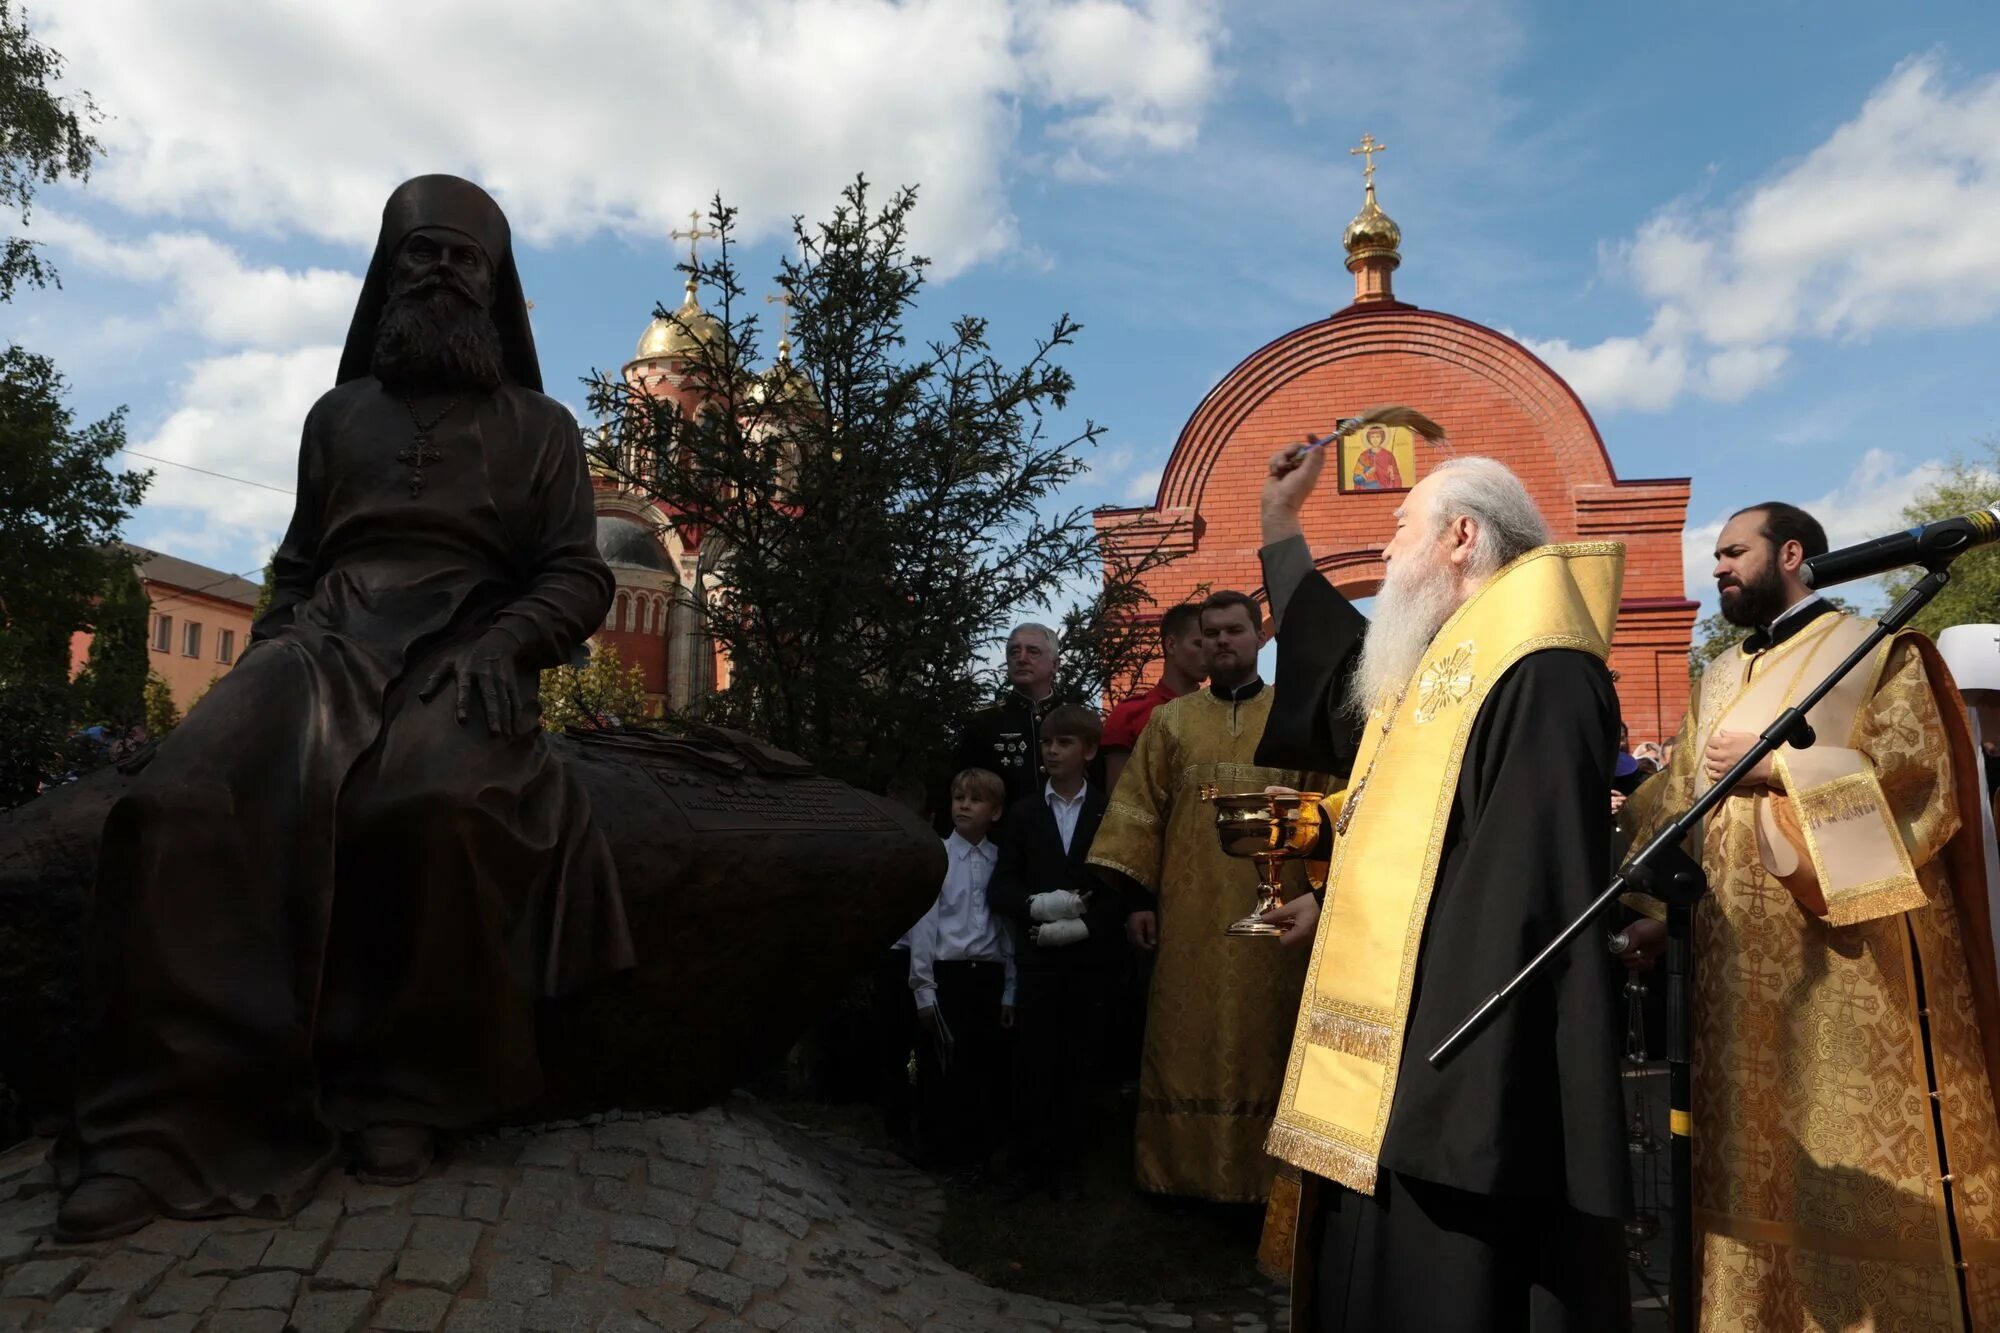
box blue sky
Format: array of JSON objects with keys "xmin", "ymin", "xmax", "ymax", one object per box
[{"xmin": 12, "ymin": 0, "xmax": 2000, "ymax": 618}]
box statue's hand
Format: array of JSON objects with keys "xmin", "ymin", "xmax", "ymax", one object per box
[{"xmin": 419, "ymin": 628, "xmax": 526, "ymax": 736}]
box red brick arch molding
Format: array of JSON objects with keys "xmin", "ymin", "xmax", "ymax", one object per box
[{"xmin": 1096, "ymin": 302, "xmax": 1699, "ymax": 744}]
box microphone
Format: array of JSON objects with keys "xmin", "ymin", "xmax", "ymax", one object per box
[{"xmin": 1802, "ymin": 506, "xmax": 2000, "ymax": 589}]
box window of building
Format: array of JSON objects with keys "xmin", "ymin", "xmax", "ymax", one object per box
[
  {"xmin": 152, "ymin": 614, "xmax": 173, "ymax": 652},
  {"xmin": 217, "ymin": 628, "xmax": 236, "ymax": 665},
  {"xmin": 183, "ymin": 621, "xmax": 203, "ymax": 658}
]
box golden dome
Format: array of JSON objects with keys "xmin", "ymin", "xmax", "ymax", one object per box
[
  {"xmin": 634, "ymin": 277, "xmax": 726, "ymax": 362},
  {"xmin": 752, "ymin": 336, "xmax": 822, "ymax": 409},
  {"xmin": 1342, "ymin": 181, "xmax": 1402, "ymax": 261}
]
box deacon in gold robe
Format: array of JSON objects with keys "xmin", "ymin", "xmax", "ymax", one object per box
[
  {"xmin": 1088, "ymin": 590, "xmax": 1329, "ymax": 1203},
  {"xmin": 1257, "ymin": 449, "xmax": 1631, "ymax": 1331},
  {"xmin": 1620, "ymin": 501, "xmax": 2000, "ymax": 1332}
]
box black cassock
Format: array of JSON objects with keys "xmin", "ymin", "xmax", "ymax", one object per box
[
  {"xmin": 1256, "ymin": 536, "xmax": 1630, "ymax": 1333},
  {"xmin": 70, "ymin": 178, "xmax": 632, "ymax": 1219}
]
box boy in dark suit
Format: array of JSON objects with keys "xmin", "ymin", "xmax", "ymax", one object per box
[{"xmin": 989, "ymin": 704, "xmax": 1116, "ymax": 1198}]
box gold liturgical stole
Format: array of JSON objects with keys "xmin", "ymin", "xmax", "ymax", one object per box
[
  {"xmin": 1266, "ymin": 543, "xmax": 1624, "ymax": 1195},
  {"xmin": 1694, "ymin": 613, "xmax": 1925, "ymax": 926}
]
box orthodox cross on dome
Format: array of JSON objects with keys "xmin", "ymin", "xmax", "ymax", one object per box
[
  {"xmin": 1349, "ymin": 133, "xmax": 1388, "ymax": 186},
  {"xmin": 671, "ymin": 210, "xmax": 720, "ymax": 269},
  {"xmin": 760, "ymin": 290, "xmax": 792, "ymax": 352},
  {"xmin": 764, "ymin": 291, "xmax": 794, "ymax": 345}
]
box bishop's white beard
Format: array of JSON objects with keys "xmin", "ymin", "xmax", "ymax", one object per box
[{"xmin": 1347, "ymin": 547, "xmax": 1463, "ymax": 720}]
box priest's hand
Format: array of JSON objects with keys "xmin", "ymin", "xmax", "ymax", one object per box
[
  {"xmin": 1127, "ymin": 910, "xmax": 1158, "ymax": 952},
  {"xmin": 1614, "ymin": 917, "xmax": 1666, "ymax": 971},
  {"xmin": 421, "ymin": 628, "xmax": 527, "ymax": 736},
  {"xmin": 1261, "ymin": 893, "xmax": 1319, "ymax": 947},
  {"xmin": 1000, "ymin": 1004, "xmax": 1016, "ymax": 1030},
  {"xmin": 1703, "ymin": 729, "xmax": 1775, "ymax": 787},
  {"xmin": 1262, "ymin": 442, "xmax": 1326, "ymax": 543}
]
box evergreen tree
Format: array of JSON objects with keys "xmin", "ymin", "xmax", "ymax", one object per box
[
  {"xmin": 72, "ymin": 554, "xmax": 148, "ymax": 730},
  {"xmin": 587, "ymin": 180, "xmax": 1178, "ymax": 794}
]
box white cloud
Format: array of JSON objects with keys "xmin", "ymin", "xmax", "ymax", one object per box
[
  {"xmin": 28, "ymin": 212, "xmax": 357, "ymax": 349},
  {"xmin": 126, "ymin": 346, "xmax": 339, "ymax": 562},
  {"xmin": 1680, "ymin": 448, "xmax": 1952, "ymax": 605},
  {"xmin": 1534, "ymin": 54, "xmax": 2000, "ymax": 415},
  {"xmin": 1123, "ymin": 466, "xmax": 1163, "ymax": 501},
  {"xmin": 45, "ymin": 0, "xmax": 1223, "ymax": 278},
  {"xmin": 1519, "ymin": 329, "xmax": 1688, "ymax": 414},
  {"xmin": 1021, "ymin": 0, "xmax": 1222, "ymax": 152}
]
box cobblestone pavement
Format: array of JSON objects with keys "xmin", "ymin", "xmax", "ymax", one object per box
[{"xmin": 0, "ymin": 1100, "xmax": 1292, "ymax": 1333}]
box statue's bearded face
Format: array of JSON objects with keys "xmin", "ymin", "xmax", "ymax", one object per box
[{"xmin": 371, "ymin": 226, "xmax": 506, "ymax": 393}]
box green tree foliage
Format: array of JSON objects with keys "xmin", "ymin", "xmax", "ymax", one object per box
[
  {"xmin": 0, "ymin": 6, "xmax": 141, "ymax": 806},
  {"xmin": 71, "ymin": 554, "xmax": 148, "ymax": 730},
  {"xmin": 0, "ymin": 349, "xmax": 145, "ymax": 805},
  {"xmin": 538, "ymin": 640, "xmax": 651, "ymax": 731},
  {"xmin": 142, "ymin": 672, "xmax": 179, "ymax": 737},
  {"xmin": 0, "ymin": 0, "xmax": 99, "ymax": 300},
  {"xmin": 254, "ymin": 559, "xmax": 276, "ymax": 620},
  {"xmin": 587, "ymin": 180, "xmax": 1177, "ymax": 794},
  {"xmin": 1882, "ymin": 437, "xmax": 2000, "ymax": 637}
]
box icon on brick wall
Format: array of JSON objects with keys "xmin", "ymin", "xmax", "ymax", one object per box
[{"xmin": 1338, "ymin": 421, "xmax": 1416, "ymax": 494}]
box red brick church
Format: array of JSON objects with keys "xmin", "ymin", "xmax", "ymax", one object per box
[
  {"xmin": 1095, "ymin": 145, "xmax": 1697, "ymax": 743},
  {"xmin": 585, "ymin": 234, "xmax": 818, "ymax": 717}
]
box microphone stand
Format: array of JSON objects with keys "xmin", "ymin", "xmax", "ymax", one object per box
[{"xmin": 1427, "ymin": 564, "xmax": 1955, "ymax": 1333}]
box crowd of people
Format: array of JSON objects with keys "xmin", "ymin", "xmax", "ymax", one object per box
[
  {"xmin": 881, "ymin": 437, "xmax": 2000, "ymax": 1333},
  {"xmin": 884, "ymin": 593, "xmax": 1321, "ymax": 1218}
]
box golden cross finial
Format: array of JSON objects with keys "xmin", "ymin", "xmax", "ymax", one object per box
[
  {"xmin": 764, "ymin": 290, "xmax": 794, "ymax": 342},
  {"xmin": 1350, "ymin": 133, "xmax": 1388, "ymax": 186},
  {"xmin": 671, "ymin": 209, "xmax": 720, "ymax": 268}
]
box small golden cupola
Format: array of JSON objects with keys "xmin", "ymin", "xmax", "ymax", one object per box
[
  {"xmin": 635, "ymin": 210, "xmax": 729, "ymax": 364},
  {"xmin": 635, "ymin": 275, "xmax": 726, "ymax": 362},
  {"xmin": 754, "ymin": 335, "xmax": 820, "ymax": 408},
  {"xmin": 1342, "ymin": 133, "xmax": 1402, "ymax": 306}
]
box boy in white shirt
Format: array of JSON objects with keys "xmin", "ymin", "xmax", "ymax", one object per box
[{"xmin": 909, "ymin": 767, "xmax": 1015, "ymax": 1174}]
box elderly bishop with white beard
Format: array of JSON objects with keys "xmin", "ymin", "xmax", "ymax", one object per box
[{"xmin": 1251, "ymin": 444, "xmax": 1631, "ymax": 1331}]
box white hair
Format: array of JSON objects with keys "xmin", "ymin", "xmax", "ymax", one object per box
[
  {"xmin": 1425, "ymin": 457, "xmax": 1549, "ymax": 578},
  {"xmin": 1345, "ymin": 457, "xmax": 1549, "ymax": 718},
  {"xmin": 1009, "ymin": 622, "xmax": 1061, "ymax": 655}
]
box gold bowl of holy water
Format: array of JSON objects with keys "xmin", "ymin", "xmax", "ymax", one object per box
[{"xmin": 1209, "ymin": 790, "xmax": 1324, "ymax": 938}]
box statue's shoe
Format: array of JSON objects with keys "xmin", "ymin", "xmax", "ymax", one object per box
[
  {"xmin": 355, "ymin": 1124, "xmax": 435, "ymax": 1186},
  {"xmin": 56, "ymin": 1175, "xmax": 160, "ymax": 1242}
]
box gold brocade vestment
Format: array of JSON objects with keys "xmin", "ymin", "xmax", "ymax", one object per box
[
  {"xmin": 1087, "ymin": 687, "xmax": 1329, "ymax": 1202},
  {"xmin": 1625, "ymin": 617, "xmax": 2000, "ymax": 1331}
]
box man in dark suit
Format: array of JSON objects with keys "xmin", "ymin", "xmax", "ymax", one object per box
[{"xmin": 989, "ymin": 704, "xmax": 1116, "ymax": 1198}]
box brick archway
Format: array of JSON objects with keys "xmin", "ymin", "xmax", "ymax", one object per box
[{"xmin": 1098, "ymin": 303, "xmax": 1697, "ymax": 744}]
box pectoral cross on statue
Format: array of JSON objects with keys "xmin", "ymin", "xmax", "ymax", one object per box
[
  {"xmin": 396, "ymin": 395, "xmax": 460, "ymax": 498},
  {"xmin": 396, "ymin": 437, "xmax": 442, "ymax": 498}
]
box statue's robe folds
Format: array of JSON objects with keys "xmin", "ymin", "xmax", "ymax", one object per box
[
  {"xmin": 1086, "ymin": 686, "xmax": 1327, "ymax": 1203},
  {"xmin": 1257, "ymin": 537, "xmax": 1631, "ymax": 1333},
  {"xmin": 71, "ymin": 379, "xmax": 632, "ymax": 1219},
  {"xmin": 1624, "ymin": 605, "xmax": 2000, "ymax": 1332}
]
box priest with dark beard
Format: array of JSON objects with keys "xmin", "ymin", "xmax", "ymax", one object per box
[
  {"xmin": 58, "ymin": 175, "xmax": 632, "ymax": 1240},
  {"xmin": 1252, "ymin": 443, "xmax": 1630, "ymax": 1330}
]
